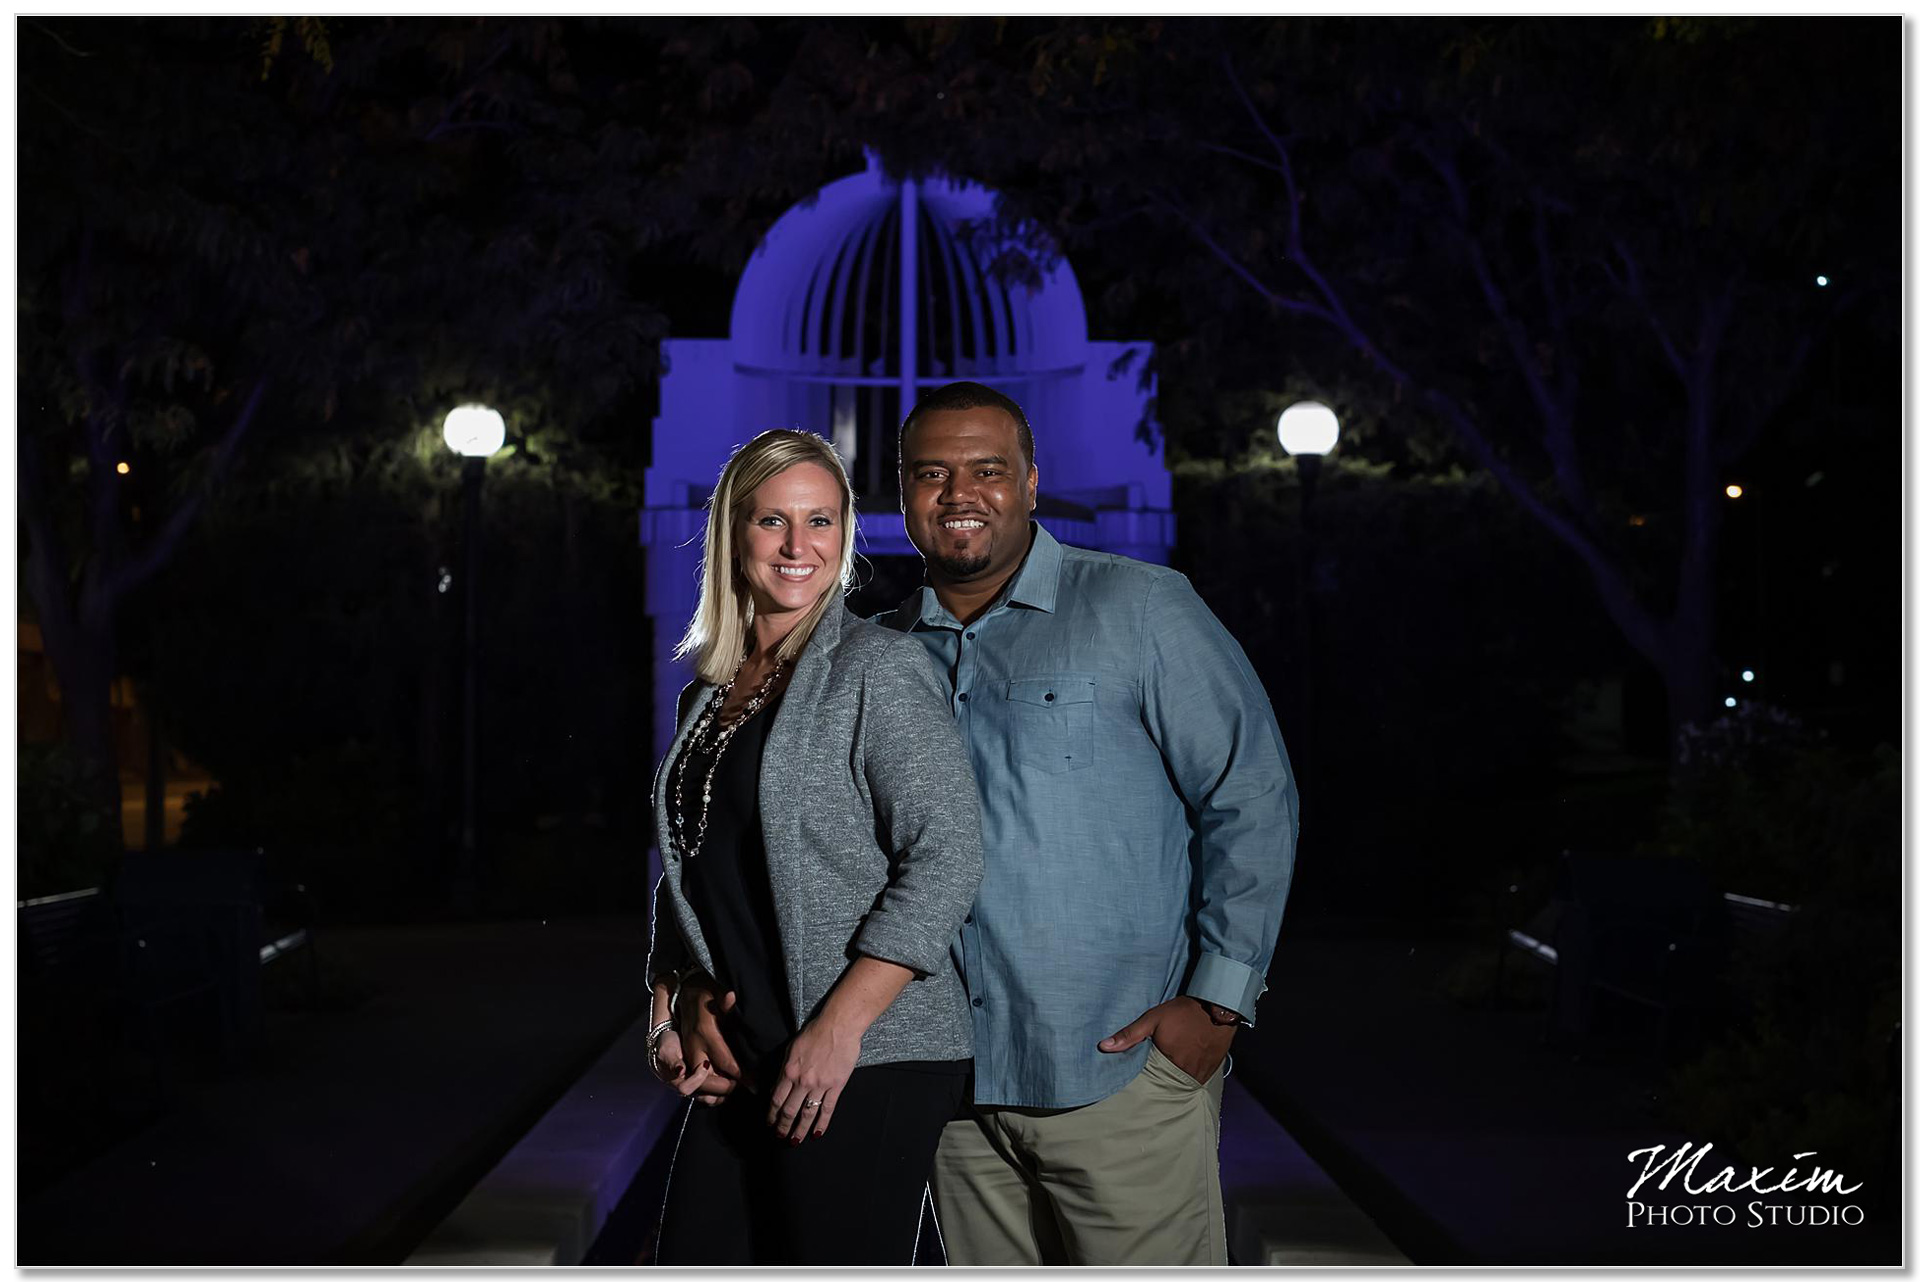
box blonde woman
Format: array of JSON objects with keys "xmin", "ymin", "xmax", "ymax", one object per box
[{"xmin": 645, "ymin": 430, "xmax": 983, "ymax": 1265}]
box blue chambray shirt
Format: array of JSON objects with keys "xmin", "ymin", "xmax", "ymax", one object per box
[{"xmin": 875, "ymin": 522, "xmax": 1298, "ymax": 1109}]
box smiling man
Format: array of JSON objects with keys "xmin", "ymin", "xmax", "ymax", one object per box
[{"xmin": 875, "ymin": 381, "xmax": 1299, "ymax": 1265}]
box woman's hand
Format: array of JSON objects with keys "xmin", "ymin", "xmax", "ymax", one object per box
[
  {"xmin": 649, "ymin": 1026, "xmax": 687, "ymax": 1086},
  {"xmin": 766, "ymin": 1011, "xmax": 864, "ymax": 1145},
  {"xmin": 764, "ymin": 956, "xmax": 915, "ymax": 1143},
  {"xmin": 675, "ymin": 973, "xmax": 744, "ymax": 1106}
]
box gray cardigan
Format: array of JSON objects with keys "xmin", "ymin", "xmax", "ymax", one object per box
[{"xmin": 647, "ymin": 599, "xmax": 983, "ymax": 1067}]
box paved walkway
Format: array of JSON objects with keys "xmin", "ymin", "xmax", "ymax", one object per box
[
  {"xmin": 1219, "ymin": 1075, "xmax": 1409, "ymax": 1264},
  {"xmin": 22, "ymin": 909, "xmax": 1408, "ymax": 1269},
  {"xmin": 1232, "ymin": 933, "xmax": 1898, "ymax": 1267},
  {"xmin": 19, "ymin": 916, "xmax": 651, "ymax": 1265},
  {"xmin": 403, "ymin": 1017, "xmax": 1411, "ymax": 1268},
  {"xmin": 21, "ymin": 917, "xmax": 1893, "ymax": 1268}
]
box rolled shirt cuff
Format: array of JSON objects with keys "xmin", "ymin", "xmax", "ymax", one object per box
[
  {"xmin": 1183, "ymin": 953, "xmax": 1267, "ymax": 1027},
  {"xmin": 851, "ymin": 915, "xmax": 941, "ymax": 978}
]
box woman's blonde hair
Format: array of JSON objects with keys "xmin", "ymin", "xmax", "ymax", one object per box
[{"xmin": 673, "ymin": 430, "xmax": 859, "ymax": 684}]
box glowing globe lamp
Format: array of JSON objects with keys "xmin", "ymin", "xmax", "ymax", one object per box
[
  {"xmin": 443, "ymin": 404, "xmax": 506, "ymax": 458},
  {"xmin": 1277, "ymin": 401, "xmax": 1340, "ymax": 457}
]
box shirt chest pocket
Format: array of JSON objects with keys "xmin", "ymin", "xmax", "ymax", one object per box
[{"xmin": 1006, "ymin": 674, "xmax": 1098, "ymax": 775}]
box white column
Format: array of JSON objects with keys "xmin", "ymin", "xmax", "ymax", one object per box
[{"xmin": 898, "ymin": 176, "xmax": 919, "ymax": 414}]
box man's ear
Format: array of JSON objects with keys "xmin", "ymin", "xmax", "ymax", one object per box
[{"xmin": 1027, "ymin": 464, "xmax": 1040, "ymax": 512}]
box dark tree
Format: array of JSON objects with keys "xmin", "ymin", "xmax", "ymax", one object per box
[
  {"xmin": 16, "ymin": 16, "xmax": 856, "ymax": 825},
  {"xmin": 811, "ymin": 17, "xmax": 1900, "ymax": 751}
]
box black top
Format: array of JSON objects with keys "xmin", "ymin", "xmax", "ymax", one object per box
[{"xmin": 672, "ymin": 693, "xmax": 795, "ymax": 1085}]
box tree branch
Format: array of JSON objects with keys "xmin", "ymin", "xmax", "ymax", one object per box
[
  {"xmin": 23, "ymin": 18, "xmax": 96, "ymax": 58},
  {"xmin": 1675, "ymin": 287, "xmax": 1733, "ymax": 629},
  {"xmin": 25, "ymin": 80, "xmax": 111, "ymax": 143},
  {"xmin": 1409, "ymin": 138, "xmax": 1598, "ymax": 523},
  {"xmin": 1715, "ymin": 282, "xmax": 1870, "ymax": 468},
  {"xmin": 1155, "ymin": 195, "xmax": 1332, "ymax": 323},
  {"xmin": 1421, "ymin": 385, "xmax": 1664, "ymax": 661},
  {"xmin": 1220, "ymin": 54, "xmax": 1308, "ymax": 254},
  {"xmin": 1717, "ymin": 332, "xmax": 1811, "ymax": 470},
  {"xmin": 106, "ymin": 374, "xmax": 272, "ymax": 598},
  {"xmin": 17, "ymin": 428, "xmax": 85, "ymax": 683},
  {"xmin": 1607, "ymin": 238, "xmax": 1686, "ymax": 380},
  {"xmin": 1530, "ymin": 194, "xmax": 1591, "ymax": 512},
  {"xmin": 1219, "ymin": 56, "xmax": 1392, "ymax": 371},
  {"xmin": 75, "ymin": 352, "xmax": 128, "ymax": 613},
  {"xmin": 419, "ymin": 26, "xmax": 520, "ymax": 143},
  {"xmin": 422, "ymin": 119, "xmax": 518, "ymax": 143},
  {"xmin": 1532, "ymin": 193, "xmax": 1577, "ymax": 409},
  {"xmin": 1210, "ymin": 51, "xmax": 1668, "ymax": 669},
  {"xmin": 56, "ymin": 228, "xmax": 122, "ymax": 625},
  {"xmin": 1192, "ymin": 138, "xmax": 1289, "ymax": 176},
  {"xmin": 1191, "ymin": 94, "xmax": 1636, "ymax": 628}
]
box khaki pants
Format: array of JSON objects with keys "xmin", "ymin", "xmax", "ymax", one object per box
[{"xmin": 930, "ymin": 1045, "xmax": 1228, "ymax": 1266}]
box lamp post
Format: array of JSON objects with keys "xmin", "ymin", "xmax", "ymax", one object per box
[
  {"xmin": 1278, "ymin": 401, "xmax": 1340, "ymax": 521},
  {"xmin": 1278, "ymin": 401, "xmax": 1340, "ymax": 802},
  {"xmin": 444, "ymin": 404, "xmax": 505, "ymax": 915}
]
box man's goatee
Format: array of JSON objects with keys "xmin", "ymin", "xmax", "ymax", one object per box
[{"xmin": 929, "ymin": 551, "xmax": 991, "ymax": 579}]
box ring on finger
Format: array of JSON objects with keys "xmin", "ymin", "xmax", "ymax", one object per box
[{"xmin": 803, "ymin": 1098, "xmax": 821, "ymax": 1109}]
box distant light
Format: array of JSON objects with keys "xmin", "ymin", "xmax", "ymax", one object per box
[
  {"xmin": 1741, "ymin": 669, "xmax": 1755, "ymax": 683},
  {"xmin": 443, "ymin": 404, "xmax": 505, "ymax": 458},
  {"xmin": 1804, "ymin": 471, "xmax": 1825, "ymax": 488},
  {"xmin": 1724, "ymin": 697, "xmax": 1738, "ymax": 708},
  {"xmin": 1815, "ymin": 275, "xmax": 1829, "ymax": 287},
  {"xmin": 1724, "ymin": 484, "xmax": 1744, "ymax": 499},
  {"xmin": 1627, "ymin": 514, "xmax": 1647, "ymax": 527},
  {"xmin": 115, "ymin": 461, "xmax": 130, "ymax": 475},
  {"xmin": 437, "ymin": 567, "xmax": 453, "ymax": 595},
  {"xmin": 1277, "ymin": 401, "xmax": 1340, "ymax": 457}
]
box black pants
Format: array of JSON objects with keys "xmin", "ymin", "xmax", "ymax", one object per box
[{"xmin": 654, "ymin": 1060, "xmax": 968, "ymax": 1265}]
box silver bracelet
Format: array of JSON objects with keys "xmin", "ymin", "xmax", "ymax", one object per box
[{"xmin": 647, "ymin": 1017, "xmax": 678, "ymax": 1073}]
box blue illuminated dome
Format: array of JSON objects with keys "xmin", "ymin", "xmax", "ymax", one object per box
[
  {"xmin": 642, "ymin": 155, "xmax": 1166, "ymax": 773},
  {"xmin": 730, "ymin": 157, "xmax": 1088, "ymax": 382}
]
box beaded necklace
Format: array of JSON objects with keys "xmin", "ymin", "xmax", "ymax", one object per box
[{"xmin": 669, "ymin": 655, "xmax": 791, "ymax": 858}]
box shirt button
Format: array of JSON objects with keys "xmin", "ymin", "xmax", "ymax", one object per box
[
  {"xmin": 971, "ymin": 997, "xmax": 985, "ymax": 1008},
  {"xmin": 965, "ymin": 631, "xmax": 976, "ymax": 640},
  {"xmin": 1044, "ymin": 692, "xmax": 1055, "ymax": 702},
  {"xmin": 958, "ymin": 692, "xmax": 969, "ymax": 703},
  {"xmin": 963, "ymin": 914, "xmax": 973, "ymax": 925}
]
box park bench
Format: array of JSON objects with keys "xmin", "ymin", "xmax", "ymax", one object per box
[
  {"xmin": 1496, "ymin": 852, "xmax": 1791, "ymax": 1059},
  {"xmin": 19, "ymin": 887, "xmax": 116, "ymax": 984},
  {"xmin": 20, "ymin": 853, "xmax": 321, "ymax": 1085}
]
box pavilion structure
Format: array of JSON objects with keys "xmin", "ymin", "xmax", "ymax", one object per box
[{"xmin": 639, "ymin": 156, "xmax": 1173, "ymax": 771}]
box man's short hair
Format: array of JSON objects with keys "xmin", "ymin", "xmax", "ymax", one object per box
[{"xmin": 898, "ymin": 381, "xmax": 1036, "ymax": 473}]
